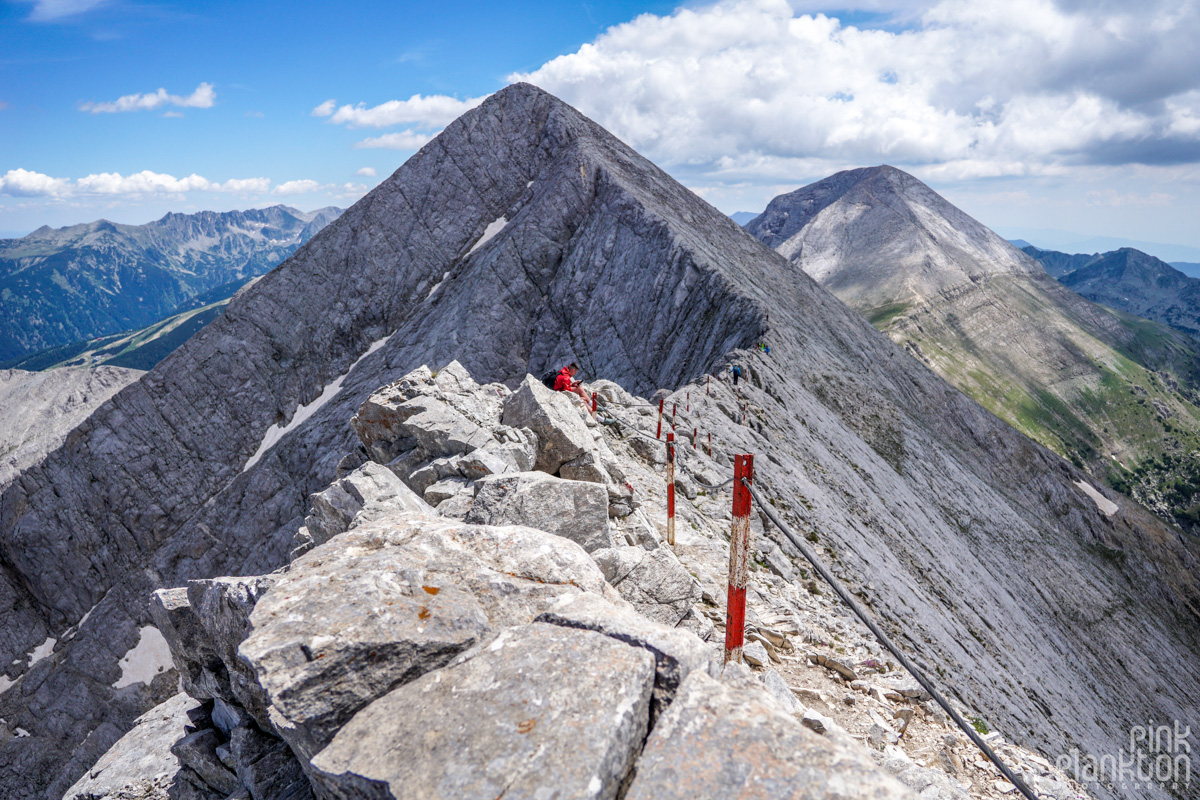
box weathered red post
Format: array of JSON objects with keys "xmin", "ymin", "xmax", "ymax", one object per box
[
  {"xmin": 707, "ymin": 374, "xmax": 710, "ymax": 395},
  {"xmin": 707, "ymin": 432, "xmax": 712, "ymax": 457},
  {"xmin": 657, "ymin": 397, "xmax": 663, "ymax": 439},
  {"xmin": 687, "ymin": 391, "xmax": 690, "ymax": 412},
  {"xmin": 666, "ymin": 433, "xmax": 676, "ymax": 549},
  {"xmin": 591, "ymin": 392, "xmax": 597, "ymax": 413},
  {"xmin": 724, "ymin": 454, "xmax": 753, "ymax": 664},
  {"xmin": 693, "ymin": 427, "xmax": 697, "ymax": 449},
  {"xmin": 672, "ymin": 403, "xmax": 677, "ymax": 431}
]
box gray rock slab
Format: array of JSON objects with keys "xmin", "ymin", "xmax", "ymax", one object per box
[
  {"xmin": 239, "ymin": 515, "xmax": 607, "ymax": 763},
  {"xmin": 149, "ymin": 588, "xmax": 224, "ymax": 702},
  {"xmin": 229, "ymin": 724, "xmax": 313, "ymax": 800},
  {"xmin": 465, "ymin": 470, "xmax": 612, "ymax": 553},
  {"xmin": 501, "ymin": 376, "xmax": 594, "ymax": 473},
  {"xmin": 591, "ymin": 546, "xmax": 701, "ymax": 627},
  {"xmin": 625, "ymin": 668, "xmax": 914, "ymax": 800},
  {"xmin": 63, "ymin": 692, "xmax": 198, "ymax": 800},
  {"xmin": 187, "ymin": 575, "xmax": 279, "ymax": 732},
  {"xmin": 535, "ymin": 591, "xmax": 716, "ymax": 718},
  {"xmin": 310, "ymin": 622, "xmax": 656, "ymax": 800},
  {"xmin": 302, "ymin": 462, "xmax": 432, "ymax": 550},
  {"xmin": 169, "ymin": 729, "xmax": 240, "ymax": 796}
]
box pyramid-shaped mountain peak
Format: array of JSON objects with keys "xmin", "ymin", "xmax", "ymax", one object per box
[{"xmin": 746, "ymin": 164, "xmax": 1042, "ymax": 306}]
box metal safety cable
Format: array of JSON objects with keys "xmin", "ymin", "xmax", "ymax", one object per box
[{"xmin": 743, "ymin": 478, "xmax": 1039, "ymax": 800}]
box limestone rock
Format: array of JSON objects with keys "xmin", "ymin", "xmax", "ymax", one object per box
[
  {"xmin": 169, "ymin": 729, "xmax": 240, "ymax": 796},
  {"xmin": 500, "ymin": 376, "xmax": 594, "ymax": 473},
  {"xmin": 301, "ymin": 461, "xmax": 432, "ymax": 553},
  {"xmin": 149, "ymin": 588, "xmax": 224, "ymax": 702},
  {"xmin": 742, "ymin": 640, "xmax": 770, "ymax": 668},
  {"xmin": 187, "ymin": 575, "xmax": 279, "ymax": 731},
  {"xmin": 760, "ymin": 669, "xmax": 806, "ymax": 715},
  {"xmin": 310, "ymin": 623, "xmax": 655, "ymax": 800},
  {"xmin": 63, "ymin": 693, "xmax": 199, "ymax": 800},
  {"xmin": 228, "ymin": 724, "xmax": 313, "ymax": 800},
  {"xmin": 465, "ymin": 471, "xmax": 612, "ymax": 553},
  {"xmin": 238, "ymin": 515, "xmax": 606, "ymax": 763},
  {"xmin": 535, "ymin": 591, "xmax": 716, "ymax": 718},
  {"xmin": 591, "ymin": 546, "xmax": 701, "ymax": 627},
  {"xmin": 624, "ymin": 668, "xmax": 912, "ymax": 799}
]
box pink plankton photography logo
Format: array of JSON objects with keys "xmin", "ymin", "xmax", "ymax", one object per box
[{"xmin": 1057, "ymin": 723, "xmax": 1190, "ymax": 792}]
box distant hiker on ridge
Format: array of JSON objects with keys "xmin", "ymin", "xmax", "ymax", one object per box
[
  {"xmin": 552, "ymin": 362, "xmax": 596, "ymax": 417},
  {"xmin": 731, "ymin": 364, "xmax": 742, "ymax": 386}
]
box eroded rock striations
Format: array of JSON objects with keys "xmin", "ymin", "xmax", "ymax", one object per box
[
  {"xmin": 0, "ymin": 366, "xmax": 142, "ymax": 491},
  {"xmin": 0, "ymin": 87, "xmax": 1196, "ymax": 800}
]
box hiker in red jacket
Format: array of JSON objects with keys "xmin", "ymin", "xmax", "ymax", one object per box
[{"xmin": 553, "ymin": 362, "xmax": 595, "ymax": 416}]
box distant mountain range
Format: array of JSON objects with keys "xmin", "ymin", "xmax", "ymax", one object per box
[
  {"xmin": 0, "ymin": 205, "xmax": 342, "ymax": 363},
  {"xmin": 729, "ymin": 211, "xmax": 758, "ymax": 225},
  {"xmin": 1023, "ymin": 245, "xmax": 1200, "ymax": 341},
  {"xmin": 747, "ymin": 165, "xmax": 1200, "ymax": 534}
]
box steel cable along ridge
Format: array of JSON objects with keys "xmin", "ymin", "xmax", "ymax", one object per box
[
  {"xmin": 594, "ymin": 381, "xmax": 1037, "ymax": 800},
  {"xmin": 742, "ymin": 478, "xmax": 1039, "ymax": 800}
]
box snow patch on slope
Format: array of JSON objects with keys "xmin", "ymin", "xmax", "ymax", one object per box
[
  {"xmin": 243, "ymin": 333, "xmax": 393, "ymax": 471},
  {"xmin": 466, "ymin": 216, "xmax": 507, "ymax": 257},
  {"xmin": 1074, "ymin": 480, "xmax": 1119, "ymax": 517},
  {"xmin": 112, "ymin": 626, "xmax": 173, "ymax": 689}
]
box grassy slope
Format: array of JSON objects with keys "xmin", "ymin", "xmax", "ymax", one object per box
[{"xmin": 877, "ymin": 280, "xmax": 1200, "ymax": 534}]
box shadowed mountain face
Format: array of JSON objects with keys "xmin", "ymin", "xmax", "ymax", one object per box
[
  {"xmin": 0, "ymin": 205, "xmax": 342, "ymax": 363},
  {"xmin": 0, "ymin": 87, "xmax": 1197, "ymax": 800},
  {"xmin": 1024, "ymin": 245, "xmax": 1200, "ymax": 341},
  {"xmin": 749, "ymin": 167, "xmax": 1200, "ymax": 525}
]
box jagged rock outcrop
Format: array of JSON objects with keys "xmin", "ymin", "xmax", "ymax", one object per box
[
  {"xmin": 1, "ymin": 88, "xmax": 1196, "ymax": 800},
  {"xmin": 0, "ymin": 366, "xmax": 142, "ymax": 490}
]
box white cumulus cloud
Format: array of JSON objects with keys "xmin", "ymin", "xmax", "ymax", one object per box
[
  {"xmin": 80, "ymin": 82, "xmax": 216, "ymax": 114},
  {"xmin": 272, "ymin": 179, "xmax": 324, "ymax": 196},
  {"xmin": 353, "ymin": 131, "xmax": 432, "ymax": 151},
  {"xmin": 0, "ymin": 169, "xmax": 72, "ymax": 197},
  {"xmin": 320, "ymin": 94, "xmax": 486, "ymax": 129},
  {"xmin": 473, "ymin": 0, "xmax": 1200, "ymax": 190},
  {"xmin": 0, "ymin": 169, "xmax": 270, "ymax": 198},
  {"xmin": 355, "ymin": 167, "xmax": 377, "ymax": 177}
]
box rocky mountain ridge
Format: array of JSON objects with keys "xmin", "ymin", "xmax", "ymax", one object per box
[
  {"xmin": 0, "ymin": 85, "xmax": 1195, "ymax": 800},
  {"xmin": 65, "ymin": 361, "xmax": 1094, "ymax": 800},
  {"xmin": 747, "ymin": 166, "xmax": 1200, "ymax": 534},
  {"xmin": 0, "ymin": 205, "xmax": 341, "ymax": 363}
]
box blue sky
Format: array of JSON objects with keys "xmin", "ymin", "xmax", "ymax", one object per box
[{"xmin": 3, "ymin": 0, "xmax": 1200, "ymax": 259}]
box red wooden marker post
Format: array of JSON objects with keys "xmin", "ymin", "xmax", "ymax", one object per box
[
  {"xmin": 693, "ymin": 427, "xmax": 697, "ymax": 449},
  {"xmin": 707, "ymin": 432, "xmax": 712, "ymax": 457},
  {"xmin": 666, "ymin": 433, "xmax": 676, "ymax": 549},
  {"xmin": 591, "ymin": 392, "xmax": 597, "ymax": 413},
  {"xmin": 687, "ymin": 391, "xmax": 690, "ymax": 412},
  {"xmin": 672, "ymin": 403, "xmax": 677, "ymax": 430},
  {"xmin": 707, "ymin": 374, "xmax": 710, "ymax": 395},
  {"xmin": 724, "ymin": 454, "xmax": 754, "ymax": 664},
  {"xmin": 657, "ymin": 397, "xmax": 664, "ymax": 439}
]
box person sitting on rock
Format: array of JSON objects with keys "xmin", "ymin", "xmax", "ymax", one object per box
[{"xmin": 554, "ymin": 362, "xmax": 595, "ymax": 416}]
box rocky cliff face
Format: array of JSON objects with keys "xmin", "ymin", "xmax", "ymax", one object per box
[
  {"xmin": 0, "ymin": 366, "xmax": 142, "ymax": 490},
  {"xmin": 748, "ymin": 167, "xmax": 1200, "ymax": 505},
  {"xmin": 0, "ymin": 86, "xmax": 1196, "ymax": 800},
  {"xmin": 0, "ymin": 205, "xmax": 342, "ymax": 363}
]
